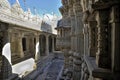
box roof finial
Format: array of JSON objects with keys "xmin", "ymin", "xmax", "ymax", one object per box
[{"xmin": 16, "ymin": 0, "xmax": 20, "ymax": 5}]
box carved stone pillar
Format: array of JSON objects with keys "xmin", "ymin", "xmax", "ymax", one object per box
[
  {"xmin": 67, "ymin": 1, "xmax": 75, "ymax": 74},
  {"xmin": 83, "ymin": 24, "xmax": 89, "ymax": 55},
  {"xmin": 110, "ymin": 5, "xmax": 120, "ymax": 79},
  {"xmin": 63, "ymin": 48, "xmax": 69, "ymax": 69},
  {"xmin": 17, "ymin": 33, "xmax": 24, "ymax": 58},
  {"xmin": 46, "ymin": 35, "xmax": 49, "ymax": 56},
  {"xmin": 96, "ymin": 10, "xmax": 111, "ymax": 69},
  {"xmin": 52, "ymin": 36, "xmax": 55, "ymax": 52},
  {"xmin": 35, "ymin": 34, "xmax": 40, "ymax": 61},
  {"xmin": 69, "ymin": 3, "xmax": 75, "ymax": 52},
  {"xmin": 73, "ymin": 0, "xmax": 84, "ymax": 53},
  {"xmin": 72, "ymin": 1, "xmax": 84, "ymax": 80}
]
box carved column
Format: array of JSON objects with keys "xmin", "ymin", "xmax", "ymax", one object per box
[
  {"xmin": 52, "ymin": 36, "xmax": 55, "ymax": 52},
  {"xmin": 83, "ymin": 24, "xmax": 89, "ymax": 55},
  {"xmin": 73, "ymin": 0, "xmax": 84, "ymax": 53},
  {"xmin": 110, "ymin": 5, "xmax": 120, "ymax": 79},
  {"xmin": 35, "ymin": 34, "xmax": 40, "ymax": 61},
  {"xmin": 73, "ymin": 0, "xmax": 84, "ymax": 80},
  {"xmin": 46, "ymin": 35, "xmax": 49, "ymax": 56},
  {"xmin": 96, "ymin": 10, "xmax": 111, "ymax": 69},
  {"xmin": 17, "ymin": 33, "xmax": 24, "ymax": 58},
  {"xmin": 69, "ymin": 1, "xmax": 75, "ymax": 52},
  {"xmin": 69, "ymin": 4, "xmax": 76, "ymax": 76}
]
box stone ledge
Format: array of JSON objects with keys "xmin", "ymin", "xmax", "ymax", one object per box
[
  {"xmin": 6, "ymin": 74, "xmax": 20, "ymax": 80},
  {"xmin": 84, "ymin": 56, "xmax": 112, "ymax": 79},
  {"xmin": 93, "ymin": 68, "xmax": 112, "ymax": 80}
]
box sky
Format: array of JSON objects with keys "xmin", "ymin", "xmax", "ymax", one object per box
[{"xmin": 8, "ymin": 0, "xmax": 62, "ymax": 17}]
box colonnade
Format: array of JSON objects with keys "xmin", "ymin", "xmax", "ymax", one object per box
[{"xmin": 0, "ymin": 22, "xmax": 56, "ymax": 80}]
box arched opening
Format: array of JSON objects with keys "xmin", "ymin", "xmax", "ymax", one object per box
[
  {"xmin": 22, "ymin": 37, "xmax": 26, "ymax": 52},
  {"xmin": 49, "ymin": 36, "xmax": 53, "ymax": 53},
  {"xmin": 39, "ymin": 35, "xmax": 46, "ymax": 56}
]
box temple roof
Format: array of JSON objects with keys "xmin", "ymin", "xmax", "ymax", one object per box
[
  {"xmin": 0, "ymin": 0, "xmax": 11, "ymax": 9},
  {"xmin": 11, "ymin": 0, "xmax": 24, "ymax": 14},
  {"xmin": 0, "ymin": 0, "xmax": 58, "ymax": 34},
  {"xmin": 56, "ymin": 17, "xmax": 71, "ymax": 29}
]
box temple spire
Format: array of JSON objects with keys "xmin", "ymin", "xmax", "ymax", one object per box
[{"xmin": 16, "ymin": 0, "xmax": 20, "ymax": 5}]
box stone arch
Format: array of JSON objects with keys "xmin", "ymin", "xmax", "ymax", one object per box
[{"xmin": 39, "ymin": 35, "xmax": 46, "ymax": 56}]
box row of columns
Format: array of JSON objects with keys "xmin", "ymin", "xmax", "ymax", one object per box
[
  {"xmin": 0, "ymin": 23, "xmax": 56, "ymax": 79},
  {"xmin": 39, "ymin": 34, "xmax": 55, "ymax": 57}
]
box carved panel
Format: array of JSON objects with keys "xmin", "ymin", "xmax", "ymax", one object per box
[{"xmin": 96, "ymin": 10, "xmax": 111, "ymax": 69}]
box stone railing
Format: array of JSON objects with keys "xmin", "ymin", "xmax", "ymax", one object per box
[{"xmin": 0, "ymin": 9, "xmax": 41, "ymax": 31}]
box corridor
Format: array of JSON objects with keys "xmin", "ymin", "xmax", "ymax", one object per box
[{"xmin": 23, "ymin": 52, "xmax": 64, "ymax": 80}]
